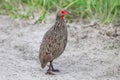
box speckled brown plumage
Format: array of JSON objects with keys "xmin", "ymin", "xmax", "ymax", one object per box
[{"xmin": 39, "ymin": 10, "xmax": 68, "ymax": 75}]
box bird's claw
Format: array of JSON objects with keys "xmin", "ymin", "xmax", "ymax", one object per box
[
  {"xmin": 46, "ymin": 71, "xmax": 55, "ymax": 75},
  {"xmin": 52, "ymin": 69, "xmax": 60, "ymax": 72}
]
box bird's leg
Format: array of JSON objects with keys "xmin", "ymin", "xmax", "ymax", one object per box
[
  {"xmin": 50, "ymin": 61, "xmax": 60, "ymax": 72},
  {"xmin": 46, "ymin": 63, "xmax": 55, "ymax": 75}
]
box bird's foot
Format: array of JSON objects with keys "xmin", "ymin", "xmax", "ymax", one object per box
[
  {"xmin": 46, "ymin": 70, "xmax": 55, "ymax": 75},
  {"xmin": 52, "ymin": 69, "xmax": 60, "ymax": 72}
]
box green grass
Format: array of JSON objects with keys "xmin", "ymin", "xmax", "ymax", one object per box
[{"xmin": 0, "ymin": 0, "xmax": 120, "ymax": 23}]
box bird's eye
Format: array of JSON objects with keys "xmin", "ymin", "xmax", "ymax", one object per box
[{"xmin": 61, "ymin": 11, "xmax": 64, "ymax": 13}]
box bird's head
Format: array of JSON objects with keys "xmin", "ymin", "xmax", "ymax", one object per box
[{"xmin": 58, "ymin": 10, "xmax": 68, "ymax": 20}]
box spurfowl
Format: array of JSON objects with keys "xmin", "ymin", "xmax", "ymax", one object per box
[{"xmin": 39, "ymin": 10, "xmax": 68, "ymax": 75}]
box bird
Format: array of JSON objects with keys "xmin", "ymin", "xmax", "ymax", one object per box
[{"xmin": 39, "ymin": 10, "xmax": 68, "ymax": 75}]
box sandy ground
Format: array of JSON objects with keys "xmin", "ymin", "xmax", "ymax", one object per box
[{"xmin": 0, "ymin": 15, "xmax": 120, "ymax": 80}]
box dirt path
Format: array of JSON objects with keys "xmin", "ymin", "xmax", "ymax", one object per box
[{"xmin": 0, "ymin": 15, "xmax": 120, "ymax": 80}]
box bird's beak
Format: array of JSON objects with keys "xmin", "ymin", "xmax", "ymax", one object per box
[
  {"xmin": 66, "ymin": 11, "xmax": 72, "ymax": 16},
  {"xmin": 64, "ymin": 11, "xmax": 69, "ymax": 16},
  {"xmin": 64, "ymin": 11, "xmax": 69, "ymax": 15}
]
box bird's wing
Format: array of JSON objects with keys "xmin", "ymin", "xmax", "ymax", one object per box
[{"xmin": 39, "ymin": 28, "xmax": 57, "ymax": 61}]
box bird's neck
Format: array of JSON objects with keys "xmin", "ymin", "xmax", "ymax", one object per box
[
  {"xmin": 56, "ymin": 15, "xmax": 65, "ymax": 23},
  {"xmin": 53, "ymin": 16, "xmax": 66, "ymax": 31}
]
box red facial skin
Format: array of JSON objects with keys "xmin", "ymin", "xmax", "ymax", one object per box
[{"xmin": 59, "ymin": 10, "xmax": 68, "ymax": 20}]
